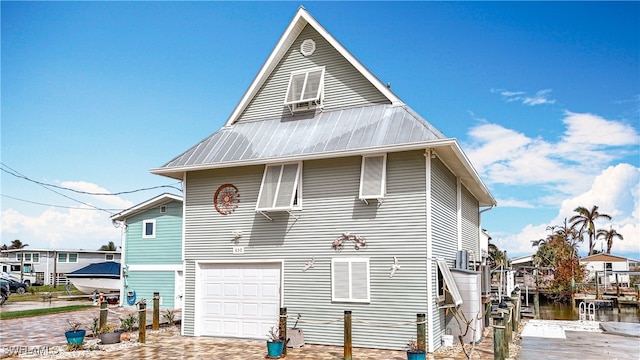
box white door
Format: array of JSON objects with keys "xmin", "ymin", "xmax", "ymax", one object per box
[
  {"xmin": 200, "ymin": 263, "xmax": 280, "ymax": 339},
  {"xmin": 174, "ymin": 270, "xmax": 184, "ymax": 309}
]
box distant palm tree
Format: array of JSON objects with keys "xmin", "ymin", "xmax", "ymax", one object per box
[
  {"xmin": 99, "ymin": 241, "xmax": 117, "ymax": 251},
  {"xmin": 596, "ymin": 227, "xmax": 623, "ymax": 254},
  {"xmin": 488, "ymin": 243, "xmax": 506, "ymax": 268},
  {"xmin": 570, "ymin": 205, "xmax": 611, "ymax": 256},
  {"xmin": 9, "ymin": 239, "xmax": 28, "ymax": 249}
]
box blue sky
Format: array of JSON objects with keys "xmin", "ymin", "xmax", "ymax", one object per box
[{"xmin": 2, "ymin": 2, "xmax": 639, "ymax": 259}]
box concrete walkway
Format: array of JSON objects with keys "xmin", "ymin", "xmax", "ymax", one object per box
[{"xmin": 518, "ymin": 320, "xmax": 640, "ymax": 360}]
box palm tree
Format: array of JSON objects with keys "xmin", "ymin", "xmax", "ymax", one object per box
[
  {"xmin": 98, "ymin": 241, "xmax": 117, "ymax": 251},
  {"xmin": 488, "ymin": 243, "xmax": 506, "ymax": 268},
  {"xmin": 596, "ymin": 226, "xmax": 623, "ymax": 254},
  {"xmin": 8, "ymin": 239, "xmax": 28, "ymax": 249},
  {"xmin": 570, "ymin": 205, "xmax": 611, "ymax": 256}
]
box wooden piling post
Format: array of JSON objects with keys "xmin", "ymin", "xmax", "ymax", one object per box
[
  {"xmin": 99, "ymin": 301, "xmax": 107, "ymax": 329},
  {"xmin": 138, "ymin": 301, "xmax": 147, "ymax": 343},
  {"xmin": 493, "ymin": 316, "xmax": 506, "ymax": 360},
  {"xmin": 280, "ymin": 307, "xmax": 287, "ymax": 356},
  {"xmin": 417, "ymin": 313, "xmax": 426, "ymax": 353},
  {"xmin": 152, "ymin": 292, "xmax": 160, "ymax": 330},
  {"xmin": 344, "ymin": 311, "xmax": 352, "ymax": 360}
]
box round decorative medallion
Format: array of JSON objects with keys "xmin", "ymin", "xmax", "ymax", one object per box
[{"xmin": 213, "ymin": 183, "xmax": 240, "ymax": 215}]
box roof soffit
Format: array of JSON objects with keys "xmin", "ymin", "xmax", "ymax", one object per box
[{"xmin": 224, "ymin": 7, "xmax": 403, "ymax": 126}]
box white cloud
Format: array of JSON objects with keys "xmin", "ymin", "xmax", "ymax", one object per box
[
  {"xmin": 522, "ymin": 89, "xmax": 556, "ymax": 106},
  {"xmin": 561, "ymin": 111, "xmax": 639, "ymax": 147},
  {"xmin": 1, "ymin": 180, "xmax": 132, "ymax": 250},
  {"xmin": 492, "ymin": 88, "xmax": 556, "ymax": 106},
  {"xmin": 495, "ymin": 164, "xmax": 640, "ymax": 259},
  {"xmin": 495, "ymin": 198, "xmax": 535, "ymax": 208},
  {"xmin": 466, "ymin": 112, "xmax": 640, "ymax": 199},
  {"xmin": 60, "ymin": 181, "xmax": 134, "ymax": 209},
  {"xmin": 1, "ymin": 206, "xmax": 121, "ymax": 250}
]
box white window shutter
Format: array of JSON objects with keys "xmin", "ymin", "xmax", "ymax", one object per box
[
  {"xmin": 350, "ymin": 261, "xmax": 369, "ymax": 301},
  {"xmin": 360, "ymin": 155, "xmax": 386, "ymax": 199},
  {"xmin": 333, "ymin": 261, "xmax": 350, "ymax": 300}
]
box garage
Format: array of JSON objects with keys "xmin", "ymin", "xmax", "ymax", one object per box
[{"xmin": 199, "ymin": 262, "xmax": 281, "ymax": 339}]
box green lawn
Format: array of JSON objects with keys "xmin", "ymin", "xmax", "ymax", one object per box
[{"xmin": 0, "ymin": 305, "xmax": 94, "ymax": 320}]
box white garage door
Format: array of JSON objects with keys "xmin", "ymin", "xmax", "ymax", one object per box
[{"xmin": 200, "ymin": 263, "xmax": 281, "ymax": 339}]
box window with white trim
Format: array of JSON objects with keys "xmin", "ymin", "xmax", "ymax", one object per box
[
  {"xmin": 284, "ymin": 67, "xmax": 325, "ymax": 112},
  {"xmin": 359, "ymin": 154, "xmax": 386, "ymax": 200},
  {"xmin": 256, "ymin": 163, "xmax": 302, "ymax": 212},
  {"xmin": 58, "ymin": 253, "xmax": 78, "ymax": 263},
  {"xmin": 142, "ymin": 219, "xmax": 156, "ymax": 239},
  {"xmin": 331, "ymin": 258, "xmax": 370, "ymax": 303}
]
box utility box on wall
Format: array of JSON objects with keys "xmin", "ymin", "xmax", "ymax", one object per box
[
  {"xmin": 287, "ymin": 328, "xmax": 304, "ymax": 348},
  {"xmin": 448, "ymin": 268, "xmax": 483, "ymax": 344}
]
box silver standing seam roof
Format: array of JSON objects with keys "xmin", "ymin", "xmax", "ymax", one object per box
[
  {"xmin": 160, "ymin": 104, "xmax": 444, "ymax": 169},
  {"xmin": 151, "ymin": 104, "xmax": 496, "ymax": 206}
]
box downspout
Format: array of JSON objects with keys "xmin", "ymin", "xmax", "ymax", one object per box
[{"xmin": 424, "ymin": 149, "xmax": 435, "ymax": 352}]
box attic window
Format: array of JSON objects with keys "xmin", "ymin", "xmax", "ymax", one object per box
[
  {"xmin": 160, "ymin": 205, "xmax": 167, "ymax": 213},
  {"xmin": 284, "ymin": 67, "xmax": 325, "ymax": 112},
  {"xmin": 359, "ymin": 154, "xmax": 386, "ymax": 200},
  {"xmin": 256, "ymin": 162, "xmax": 302, "ymax": 212}
]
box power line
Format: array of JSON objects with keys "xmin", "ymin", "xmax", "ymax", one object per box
[
  {"xmin": 0, "ymin": 163, "xmax": 183, "ymax": 195},
  {"xmin": 1, "ymin": 194, "xmax": 125, "ymax": 211}
]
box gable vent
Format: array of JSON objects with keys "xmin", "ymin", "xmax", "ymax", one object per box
[
  {"xmin": 300, "ymin": 39, "xmax": 316, "ymax": 56},
  {"xmin": 160, "ymin": 205, "xmax": 167, "ymax": 213}
]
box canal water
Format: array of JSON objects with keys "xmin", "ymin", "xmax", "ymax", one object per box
[{"xmin": 537, "ymin": 297, "xmax": 640, "ymax": 323}]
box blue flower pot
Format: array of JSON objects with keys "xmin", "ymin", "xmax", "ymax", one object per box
[
  {"xmin": 266, "ymin": 340, "xmax": 284, "ymax": 358},
  {"xmin": 407, "ymin": 350, "xmax": 426, "ymax": 360},
  {"xmin": 64, "ymin": 329, "xmax": 86, "ymax": 345}
]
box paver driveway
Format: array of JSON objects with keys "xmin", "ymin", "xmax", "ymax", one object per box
[{"xmin": 0, "ymin": 303, "xmax": 497, "ymax": 359}]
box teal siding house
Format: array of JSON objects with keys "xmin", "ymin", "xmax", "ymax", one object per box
[{"xmin": 111, "ymin": 193, "xmax": 183, "ymax": 309}]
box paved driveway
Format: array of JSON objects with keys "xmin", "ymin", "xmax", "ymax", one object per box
[{"xmin": 0, "ymin": 302, "xmax": 496, "ymax": 359}]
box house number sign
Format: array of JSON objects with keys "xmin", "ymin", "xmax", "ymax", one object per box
[{"xmin": 213, "ymin": 183, "xmax": 240, "ymax": 215}]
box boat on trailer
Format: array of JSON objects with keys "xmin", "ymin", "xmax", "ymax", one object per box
[{"xmin": 65, "ymin": 261, "xmax": 121, "ymax": 295}]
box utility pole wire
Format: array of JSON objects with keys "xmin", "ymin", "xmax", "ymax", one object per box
[{"xmin": 0, "ymin": 163, "xmax": 183, "ymax": 195}]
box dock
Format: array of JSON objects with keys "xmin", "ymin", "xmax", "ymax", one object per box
[{"xmin": 519, "ymin": 320, "xmax": 640, "ymax": 360}]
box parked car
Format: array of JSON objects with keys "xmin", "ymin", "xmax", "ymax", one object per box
[
  {"xmin": 0, "ymin": 276, "xmax": 28, "ymax": 294},
  {"xmin": 0, "ymin": 279, "xmax": 9, "ymax": 305}
]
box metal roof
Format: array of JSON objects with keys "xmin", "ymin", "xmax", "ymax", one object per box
[{"xmin": 159, "ymin": 104, "xmax": 443, "ymax": 170}]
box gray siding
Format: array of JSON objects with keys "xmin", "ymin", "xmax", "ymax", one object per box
[
  {"xmin": 182, "ymin": 150, "xmax": 428, "ymax": 349},
  {"xmin": 183, "ymin": 260, "xmax": 196, "ymax": 336},
  {"xmin": 237, "ymin": 25, "xmax": 390, "ymax": 123},
  {"xmin": 461, "ymin": 186, "xmax": 479, "ymax": 259},
  {"xmin": 429, "ymin": 157, "xmax": 459, "ymax": 348}
]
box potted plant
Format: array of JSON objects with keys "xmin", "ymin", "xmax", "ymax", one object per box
[
  {"xmin": 406, "ymin": 338, "xmax": 426, "ymax": 360},
  {"xmin": 64, "ymin": 319, "xmax": 86, "ymax": 345},
  {"xmin": 119, "ymin": 313, "xmax": 137, "ymax": 341},
  {"xmin": 98, "ymin": 322, "xmax": 120, "ymax": 345},
  {"xmin": 266, "ymin": 325, "xmax": 284, "ymax": 358}
]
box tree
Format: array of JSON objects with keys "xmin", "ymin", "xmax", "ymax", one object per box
[
  {"xmin": 531, "ymin": 221, "xmax": 587, "ymax": 302},
  {"xmin": 487, "ymin": 242, "xmax": 506, "ymax": 268},
  {"xmin": 596, "ymin": 226, "xmax": 623, "ymax": 254},
  {"xmin": 570, "ymin": 205, "xmax": 611, "ymax": 256},
  {"xmin": 98, "ymin": 241, "xmax": 117, "ymax": 251},
  {"xmin": 8, "ymin": 239, "xmax": 28, "ymax": 249}
]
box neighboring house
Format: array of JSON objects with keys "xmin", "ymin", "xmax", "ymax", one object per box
[
  {"xmin": 111, "ymin": 193, "xmax": 183, "ymax": 310},
  {"xmin": 0, "ymin": 249, "xmax": 121, "ymax": 286},
  {"xmin": 580, "ymin": 253, "xmax": 632, "ymax": 287},
  {"xmin": 150, "ymin": 8, "xmax": 495, "ymax": 352}
]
